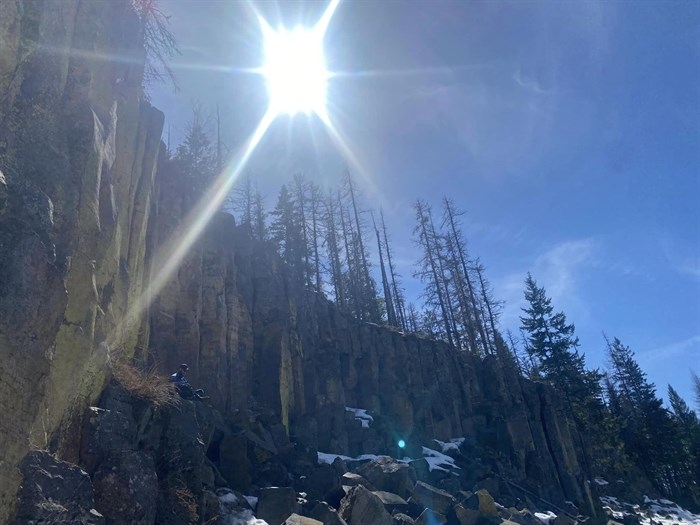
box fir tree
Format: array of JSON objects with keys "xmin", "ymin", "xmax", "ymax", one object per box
[
  {"xmin": 606, "ymin": 337, "xmax": 686, "ymax": 498},
  {"xmin": 174, "ymin": 106, "xmax": 217, "ymax": 194}
]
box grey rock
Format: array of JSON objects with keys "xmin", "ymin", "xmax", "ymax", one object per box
[
  {"xmin": 10, "ymin": 451, "xmax": 104, "ymax": 525},
  {"xmin": 258, "ymin": 487, "xmax": 301, "ymax": 525},
  {"xmin": 339, "ymin": 485, "xmax": 393, "ymax": 525}
]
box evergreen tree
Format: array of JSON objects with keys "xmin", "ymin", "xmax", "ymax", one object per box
[
  {"xmin": 667, "ymin": 385, "xmax": 700, "ymax": 505},
  {"xmin": 606, "ymin": 337, "xmax": 686, "ymax": 498},
  {"xmin": 252, "ymin": 186, "xmax": 267, "ymax": 240},
  {"xmin": 174, "ymin": 106, "xmax": 217, "ymax": 193},
  {"xmin": 270, "ymin": 185, "xmax": 306, "ymax": 283},
  {"xmin": 520, "ymin": 273, "xmax": 593, "ymax": 397},
  {"xmin": 520, "ymin": 274, "xmax": 606, "ymax": 476}
]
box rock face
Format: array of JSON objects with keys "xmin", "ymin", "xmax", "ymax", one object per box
[
  {"xmin": 10, "ymin": 451, "xmax": 104, "ymax": 525},
  {"xmin": 146, "ymin": 158, "xmax": 595, "ymax": 514},
  {"xmin": 0, "ymin": 1, "xmax": 163, "ymax": 519}
]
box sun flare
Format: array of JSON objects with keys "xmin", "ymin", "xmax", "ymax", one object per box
[
  {"xmin": 258, "ymin": 0, "xmax": 338, "ymax": 117},
  {"xmin": 263, "ymin": 27, "xmax": 327, "ymax": 116}
]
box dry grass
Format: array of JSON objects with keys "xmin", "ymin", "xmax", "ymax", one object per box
[
  {"xmin": 111, "ymin": 358, "xmax": 179, "ymax": 407},
  {"xmin": 174, "ymin": 485, "xmax": 199, "ymax": 523}
]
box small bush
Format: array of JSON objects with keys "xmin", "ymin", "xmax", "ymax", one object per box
[{"xmin": 111, "ymin": 358, "xmax": 178, "ymax": 407}]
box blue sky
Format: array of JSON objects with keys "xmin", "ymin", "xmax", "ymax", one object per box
[{"xmin": 152, "ymin": 0, "xmax": 699, "ymax": 405}]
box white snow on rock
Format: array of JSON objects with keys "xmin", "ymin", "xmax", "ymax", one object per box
[
  {"xmin": 601, "ymin": 494, "xmax": 700, "ymax": 525},
  {"xmin": 594, "ymin": 478, "xmax": 609, "ymax": 486},
  {"xmin": 534, "ymin": 511, "xmax": 558, "ymax": 524},
  {"xmin": 642, "ymin": 497, "xmax": 700, "ymax": 525},
  {"xmin": 421, "ymin": 446, "xmax": 461, "ymax": 472},
  {"xmin": 219, "ymin": 492, "xmax": 238, "ymax": 504},
  {"xmin": 345, "ymin": 407, "xmax": 374, "ymax": 428},
  {"xmin": 434, "ymin": 438, "xmax": 465, "ymax": 453},
  {"xmin": 317, "ymin": 452, "xmax": 379, "ymax": 464},
  {"xmin": 218, "ymin": 491, "xmax": 268, "ymax": 525}
]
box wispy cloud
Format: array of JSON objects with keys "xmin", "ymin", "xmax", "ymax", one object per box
[
  {"xmin": 495, "ymin": 238, "xmax": 599, "ymax": 331},
  {"xmin": 658, "ymin": 234, "xmax": 700, "ymax": 283},
  {"xmin": 638, "ymin": 335, "xmax": 700, "ymax": 365}
]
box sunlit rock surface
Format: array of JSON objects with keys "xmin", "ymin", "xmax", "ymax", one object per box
[{"xmin": 0, "ymin": 1, "xmax": 162, "ymax": 519}]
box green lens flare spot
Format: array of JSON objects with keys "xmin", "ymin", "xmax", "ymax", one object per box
[{"xmin": 398, "ymin": 440, "xmax": 406, "ymax": 449}]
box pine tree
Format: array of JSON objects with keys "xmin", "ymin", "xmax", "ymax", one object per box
[
  {"xmin": 324, "ymin": 189, "xmax": 345, "ymax": 308},
  {"xmin": 270, "ymin": 185, "xmax": 305, "ymax": 283},
  {"xmin": 520, "ymin": 273, "xmax": 590, "ymax": 395},
  {"xmin": 252, "ymin": 185, "xmax": 267, "ymax": 240},
  {"xmin": 606, "ymin": 337, "xmax": 686, "ymax": 497},
  {"xmin": 174, "ymin": 105, "xmax": 217, "ymax": 193},
  {"xmin": 667, "ymin": 385, "xmax": 700, "ymax": 505},
  {"xmin": 520, "ymin": 274, "xmax": 606, "ymax": 476}
]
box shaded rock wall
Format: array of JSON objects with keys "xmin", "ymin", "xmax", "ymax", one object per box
[
  {"xmin": 0, "ymin": 1, "xmax": 163, "ymax": 519},
  {"xmin": 148, "ymin": 163, "xmax": 595, "ymax": 513}
]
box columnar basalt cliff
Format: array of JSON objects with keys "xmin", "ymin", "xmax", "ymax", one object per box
[
  {"xmin": 0, "ymin": 1, "xmax": 598, "ymax": 522},
  {"xmin": 0, "ymin": 1, "xmax": 163, "ymax": 520},
  {"xmin": 147, "ymin": 159, "xmax": 596, "ymax": 514}
]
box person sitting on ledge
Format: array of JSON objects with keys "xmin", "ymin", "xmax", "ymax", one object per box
[{"xmin": 170, "ymin": 364, "xmax": 208, "ymax": 400}]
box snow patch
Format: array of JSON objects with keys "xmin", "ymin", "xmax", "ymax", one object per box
[
  {"xmin": 317, "ymin": 452, "xmax": 379, "ymax": 465},
  {"xmin": 601, "ymin": 494, "xmax": 700, "ymax": 525},
  {"xmin": 421, "ymin": 446, "xmax": 461, "ymax": 472},
  {"xmin": 535, "ymin": 511, "xmax": 557, "ymax": 524},
  {"xmin": 434, "ymin": 438, "xmax": 465, "ymax": 453},
  {"xmin": 219, "ymin": 492, "xmax": 238, "ymax": 504},
  {"xmin": 345, "ymin": 407, "xmax": 373, "ymax": 428},
  {"xmin": 218, "ymin": 491, "xmax": 268, "ymax": 525},
  {"xmin": 594, "ymin": 478, "xmax": 609, "ymax": 486}
]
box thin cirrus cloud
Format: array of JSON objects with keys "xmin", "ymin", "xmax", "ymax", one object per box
[
  {"xmin": 495, "ymin": 237, "xmax": 599, "ymax": 331},
  {"xmin": 637, "ymin": 335, "xmax": 700, "ymax": 365}
]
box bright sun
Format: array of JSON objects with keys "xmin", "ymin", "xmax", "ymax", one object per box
[
  {"xmin": 263, "ymin": 27, "xmax": 328, "ymax": 116},
  {"xmin": 258, "ymin": 1, "xmax": 338, "ymax": 117}
]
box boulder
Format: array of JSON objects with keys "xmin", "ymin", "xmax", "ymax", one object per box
[
  {"xmin": 373, "ymin": 490, "xmax": 409, "ymax": 514},
  {"xmin": 284, "ymin": 514, "xmax": 323, "ymax": 525},
  {"xmin": 306, "ymin": 463, "xmax": 345, "ymax": 507},
  {"xmin": 553, "ymin": 515, "xmax": 576, "ymax": 525},
  {"xmin": 451, "ymin": 504, "xmax": 480, "ymax": 525},
  {"xmin": 473, "ymin": 478, "xmax": 500, "ymax": 499},
  {"xmin": 506, "ymin": 508, "xmax": 540, "ymax": 525},
  {"xmin": 339, "ymin": 485, "xmax": 393, "ymax": 525},
  {"xmin": 408, "ymin": 481, "xmax": 457, "ymax": 516},
  {"xmin": 218, "ymin": 431, "xmax": 252, "ymax": 491},
  {"xmin": 415, "ymin": 508, "xmax": 447, "ymax": 525},
  {"xmin": 10, "ymin": 451, "xmax": 105, "ymax": 525},
  {"xmin": 462, "ymin": 489, "xmax": 498, "ymax": 517},
  {"xmin": 356, "ymin": 456, "xmax": 417, "ymax": 499},
  {"xmin": 409, "ymin": 459, "xmax": 431, "ymax": 483},
  {"xmin": 258, "ymin": 487, "xmax": 301, "ymax": 525},
  {"xmin": 342, "ymin": 471, "xmax": 377, "ymax": 491},
  {"xmin": 309, "ymin": 501, "xmax": 348, "ymax": 525},
  {"xmin": 393, "ymin": 513, "xmax": 416, "ymax": 525},
  {"xmin": 92, "ymin": 450, "xmax": 158, "ymax": 524}
]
